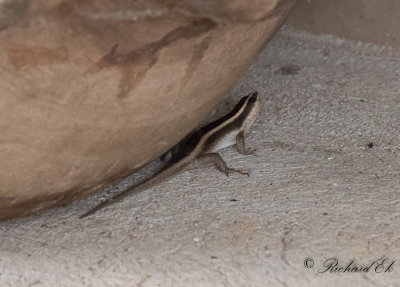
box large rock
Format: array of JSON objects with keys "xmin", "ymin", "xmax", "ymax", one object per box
[{"xmin": 0, "ymin": 0, "xmax": 296, "ymax": 220}]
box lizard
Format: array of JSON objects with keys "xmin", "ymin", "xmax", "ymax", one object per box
[{"xmin": 80, "ymin": 91, "xmax": 260, "ymax": 218}]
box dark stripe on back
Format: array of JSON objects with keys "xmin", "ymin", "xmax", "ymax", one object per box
[{"xmin": 198, "ymin": 95, "xmax": 250, "ymax": 134}]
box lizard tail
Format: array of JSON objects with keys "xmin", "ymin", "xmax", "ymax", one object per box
[
  {"xmin": 79, "ymin": 160, "xmax": 190, "ymax": 219},
  {"xmin": 79, "ymin": 175, "xmax": 162, "ymax": 219}
]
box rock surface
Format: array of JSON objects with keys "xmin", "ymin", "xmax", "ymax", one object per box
[{"xmin": 0, "ymin": 0, "xmax": 295, "ymax": 220}]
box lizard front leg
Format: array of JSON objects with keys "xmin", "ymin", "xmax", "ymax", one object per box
[
  {"xmin": 198, "ymin": 153, "xmax": 249, "ymax": 176},
  {"xmin": 236, "ymin": 131, "xmax": 256, "ymax": 155}
]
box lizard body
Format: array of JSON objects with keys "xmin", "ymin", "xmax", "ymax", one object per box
[{"xmin": 80, "ymin": 92, "xmax": 260, "ymax": 218}]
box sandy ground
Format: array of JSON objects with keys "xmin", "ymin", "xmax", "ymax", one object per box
[{"xmin": 1, "ymin": 27, "xmax": 400, "ymax": 287}]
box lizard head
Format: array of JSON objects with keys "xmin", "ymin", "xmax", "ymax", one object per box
[{"xmin": 241, "ymin": 91, "xmax": 260, "ymax": 133}]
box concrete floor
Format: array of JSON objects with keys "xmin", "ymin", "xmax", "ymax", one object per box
[{"xmin": 1, "ymin": 27, "xmax": 400, "ymax": 287}]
